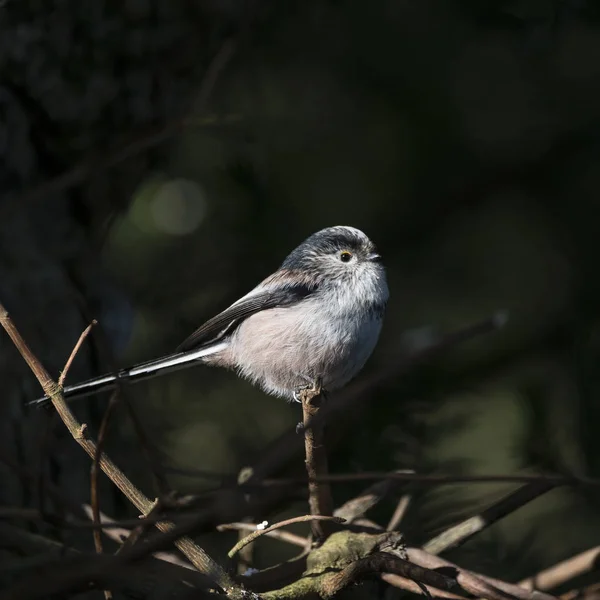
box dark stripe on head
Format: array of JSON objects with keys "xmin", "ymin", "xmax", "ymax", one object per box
[{"xmin": 281, "ymin": 226, "xmax": 376, "ymax": 270}]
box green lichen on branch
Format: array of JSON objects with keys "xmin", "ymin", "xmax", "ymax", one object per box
[{"xmin": 260, "ymin": 531, "xmax": 384, "ymax": 599}]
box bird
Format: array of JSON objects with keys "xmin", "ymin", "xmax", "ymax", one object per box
[{"xmin": 29, "ymin": 226, "xmax": 388, "ymax": 408}]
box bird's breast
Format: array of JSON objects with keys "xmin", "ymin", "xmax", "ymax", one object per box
[{"xmin": 229, "ymin": 297, "xmax": 383, "ymax": 398}]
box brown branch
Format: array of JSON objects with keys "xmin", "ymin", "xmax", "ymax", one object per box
[
  {"xmin": 72, "ymin": 287, "xmax": 172, "ymax": 496},
  {"xmin": 0, "ymin": 505, "xmax": 154, "ymax": 531},
  {"xmin": 407, "ymin": 547, "xmax": 558, "ymax": 600},
  {"xmin": 387, "ymin": 494, "xmax": 412, "ymax": 530},
  {"xmin": 562, "ymin": 582, "xmax": 600, "ymax": 600},
  {"xmin": 35, "ymin": 412, "xmax": 57, "ymax": 520},
  {"xmin": 236, "ymin": 522, "xmax": 254, "ymax": 576},
  {"xmin": 122, "ymin": 399, "xmax": 173, "ymax": 496},
  {"xmin": 423, "ymin": 480, "xmax": 556, "ymax": 555},
  {"xmin": 519, "ymin": 545, "xmax": 600, "ymax": 591},
  {"xmin": 217, "ymin": 521, "xmax": 309, "ymax": 548},
  {"xmin": 321, "ymin": 552, "xmax": 460, "ymax": 599},
  {"xmin": 0, "ymin": 447, "xmax": 98, "ymax": 523},
  {"xmin": 0, "ymin": 303, "xmax": 241, "ymax": 597},
  {"xmin": 0, "ymin": 521, "xmax": 214, "ymax": 599},
  {"xmin": 233, "ymin": 470, "xmax": 255, "ymax": 575},
  {"xmin": 300, "ymin": 382, "xmax": 335, "ymax": 542},
  {"xmin": 0, "ymin": 462, "xmax": 276, "ymax": 598},
  {"xmin": 381, "ymin": 573, "xmax": 465, "ymax": 599},
  {"xmin": 115, "ymin": 496, "xmax": 175, "ymax": 556},
  {"xmin": 0, "ymin": 503, "xmax": 211, "ymax": 536},
  {"xmin": 81, "ymin": 505, "xmax": 195, "ymax": 570},
  {"xmin": 58, "ymin": 320, "xmax": 96, "ymax": 387},
  {"xmin": 258, "ymin": 472, "xmax": 598, "ymax": 488},
  {"xmin": 334, "ymin": 470, "xmax": 412, "ymax": 523},
  {"xmin": 37, "ymin": 320, "xmax": 94, "ymax": 526},
  {"xmin": 228, "ymin": 515, "xmax": 344, "ymax": 559},
  {"xmin": 91, "ymin": 389, "xmax": 118, "ymax": 600}
]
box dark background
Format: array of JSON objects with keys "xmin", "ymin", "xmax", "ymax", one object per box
[{"xmin": 1, "ymin": 0, "xmax": 599, "ymax": 590}]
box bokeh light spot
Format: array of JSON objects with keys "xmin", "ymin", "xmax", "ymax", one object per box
[{"xmin": 150, "ymin": 178, "xmax": 207, "ymax": 235}]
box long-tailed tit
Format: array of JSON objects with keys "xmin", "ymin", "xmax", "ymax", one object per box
[{"xmin": 29, "ymin": 226, "xmax": 388, "ymax": 407}]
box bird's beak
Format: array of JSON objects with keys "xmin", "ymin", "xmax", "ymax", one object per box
[{"xmin": 367, "ymin": 253, "xmax": 382, "ymax": 263}]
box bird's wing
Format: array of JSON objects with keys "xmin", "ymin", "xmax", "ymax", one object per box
[{"xmin": 176, "ymin": 280, "xmax": 317, "ymax": 352}]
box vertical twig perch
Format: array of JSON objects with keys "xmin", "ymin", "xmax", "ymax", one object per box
[{"xmin": 300, "ymin": 382, "xmax": 335, "ymax": 542}]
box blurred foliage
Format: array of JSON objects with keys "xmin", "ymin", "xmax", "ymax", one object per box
[
  {"xmin": 2, "ymin": 0, "xmax": 600, "ymax": 589},
  {"xmin": 105, "ymin": 0, "xmax": 600, "ymax": 580}
]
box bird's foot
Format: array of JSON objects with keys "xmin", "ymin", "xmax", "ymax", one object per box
[{"xmin": 292, "ymin": 376, "xmax": 323, "ymax": 403}]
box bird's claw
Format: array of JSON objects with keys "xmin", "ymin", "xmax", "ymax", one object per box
[{"xmin": 293, "ymin": 376, "xmax": 323, "ymax": 403}]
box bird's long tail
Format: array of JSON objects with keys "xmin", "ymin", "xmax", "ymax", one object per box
[{"xmin": 28, "ymin": 342, "xmax": 229, "ymax": 408}]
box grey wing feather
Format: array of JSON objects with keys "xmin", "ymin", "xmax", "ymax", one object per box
[{"xmin": 176, "ymin": 283, "xmax": 316, "ymax": 352}]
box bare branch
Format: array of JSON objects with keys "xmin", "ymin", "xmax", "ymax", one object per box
[
  {"xmin": 91, "ymin": 390, "xmax": 118, "ymax": 600},
  {"xmin": 75, "ymin": 293, "xmax": 172, "ymax": 496},
  {"xmin": 258, "ymin": 472, "xmax": 597, "ymax": 488},
  {"xmin": 381, "ymin": 573, "xmax": 464, "ymax": 599},
  {"xmin": 562, "ymin": 581, "xmax": 600, "ymax": 600},
  {"xmin": 519, "ymin": 545, "xmax": 600, "ymax": 591},
  {"xmin": 300, "ymin": 383, "xmax": 335, "ymax": 542},
  {"xmin": 228, "ymin": 515, "xmax": 344, "ymax": 559},
  {"xmin": 58, "ymin": 320, "xmax": 96, "ymax": 387},
  {"xmin": 407, "ymin": 547, "xmax": 557, "ymax": 600},
  {"xmin": 387, "ymin": 494, "xmax": 412, "ymax": 530},
  {"xmin": 217, "ymin": 521, "xmax": 309, "ymax": 548},
  {"xmin": 81, "ymin": 505, "xmax": 195, "ymax": 570},
  {"xmin": 321, "ymin": 552, "xmax": 460, "ymax": 599},
  {"xmin": 0, "ymin": 303, "xmax": 241, "ymax": 597},
  {"xmin": 423, "ymin": 480, "xmax": 555, "ymax": 555},
  {"xmin": 335, "ymin": 470, "xmax": 411, "ymax": 523},
  {"xmin": 0, "ymin": 522, "xmax": 214, "ymax": 598}
]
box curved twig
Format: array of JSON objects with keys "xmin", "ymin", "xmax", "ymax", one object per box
[{"xmin": 228, "ymin": 515, "xmax": 344, "ymax": 559}]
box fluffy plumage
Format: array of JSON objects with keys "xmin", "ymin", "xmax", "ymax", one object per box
[{"xmin": 29, "ymin": 226, "xmax": 388, "ymax": 407}]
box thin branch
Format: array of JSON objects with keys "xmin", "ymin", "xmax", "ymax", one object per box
[
  {"xmin": 91, "ymin": 389, "xmax": 118, "ymax": 600},
  {"xmin": 116, "ymin": 497, "xmax": 163, "ymax": 555},
  {"xmin": 228, "ymin": 515, "xmax": 344, "ymax": 559},
  {"xmin": 81, "ymin": 505, "xmax": 195, "ymax": 570},
  {"xmin": 217, "ymin": 522, "xmax": 309, "ymax": 548},
  {"xmin": 321, "ymin": 552, "xmax": 461, "ymax": 599},
  {"xmin": 58, "ymin": 320, "xmax": 96, "ymax": 387},
  {"xmin": 0, "ymin": 447, "xmax": 96, "ymax": 522},
  {"xmin": 72, "ymin": 287, "xmax": 172, "ymax": 496},
  {"xmin": 387, "ymin": 494, "xmax": 412, "ymax": 530},
  {"xmin": 519, "ymin": 545, "xmax": 600, "ymax": 591},
  {"xmin": 406, "ymin": 547, "xmax": 558, "ymax": 600},
  {"xmin": 561, "ymin": 581, "xmax": 600, "ymax": 600},
  {"xmin": 423, "ymin": 480, "xmax": 556, "ymax": 555},
  {"xmin": 121, "ymin": 398, "xmax": 172, "ymax": 497},
  {"xmin": 258, "ymin": 472, "xmax": 598, "ymax": 488},
  {"xmin": 0, "ymin": 303, "xmax": 240, "ymax": 597},
  {"xmin": 0, "ymin": 521, "xmax": 214, "ymax": 598},
  {"xmin": 233, "ymin": 471, "xmax": 254, "ymax": 575},
  {"xmin": 0, "ymin": 458, "xmax": 269, "ymax": 598},
  {"xmin": 35, "ymin": 412, "xmax": 57, "ymax": 520},
  {"xmin": 380, "ymin": 573, "xmax": 464, "ymax": 599},
  {"xmin": 334, "ymin": 470, "xmax": 412, "ymax": 523},
  {"xmin": 300, "ymin": 383, "xmax": 335, "ymax": 542},
  {"xmin": 0, "ymin": 503, "xmax": 204, "ymax": 533}
]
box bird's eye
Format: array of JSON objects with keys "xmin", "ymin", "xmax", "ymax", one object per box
[{"xmin": 339, "ymin": 251, "xmax": 353, "ymax": 263}]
